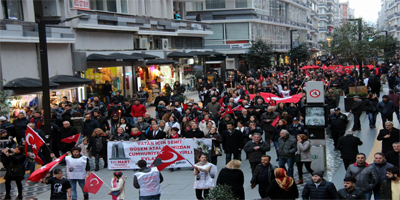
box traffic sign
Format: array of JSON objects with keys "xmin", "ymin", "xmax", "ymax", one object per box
[{"xmin": 309, "ymin": 89, "xmax": 321, "ymax": 98}]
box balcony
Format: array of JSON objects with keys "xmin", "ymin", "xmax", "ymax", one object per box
[
  {"xmin": 326, "ymin": 10, "xmax": 334, "ymax": 16},
  {"xmin": 327, "ymin": 21, "xmax": 334, "ymax": 27},
  {"xmin": 75, "ymin": 10, "xmax": 213, "ymax": 37},
  {"xmin": 318, "ymin": 28, "xmax": 328, "ymax": 32},
  {"xmin": 318, "ymin": 16, "xmax": 329, "ymax": 22},
  {"xmin": 326, "ymin": 0, "xmax": 334, "ymax": 5},
  {"xmin": 318, "ymin": 3, "xmax": 328, "ymax": 10}
]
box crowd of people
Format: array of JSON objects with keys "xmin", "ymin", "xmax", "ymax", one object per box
[{"xmin": 0, "ymin": 62, "xmax": 400, "ymax": 200}]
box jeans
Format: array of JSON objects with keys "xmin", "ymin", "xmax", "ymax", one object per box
[
  {"xmin": 364, "ymin": 190, "xmax": 373, "ymax": 200},
  {"xmin": 111, "ymin": 120, "xmax": 118, "ymax": 133},
  {"xmin": 296, "ymin": 161, "xmax": 314, "ymax": 179},
  {"xmin": 69, "ymin": 179, "xmax": 87, "ymax": 200},
  {"xmin": 77, "ymin": 134, "xmax": 83, "ymax": 145},
  {"xmin": 225, "ymin": 152, "xmax": 241, "ymax": 164},
  {"xmin": 273, "ymin": 141, "xmax": 279, "ymax": 159},
  {"xmin": 26, "ymin": 161, "xmax": 36, "ymax": 174},
  {"xmin": 141, "ymin": 101, "xmax": 147, "ymax": 107},
  {"xmin": 133, "ymin": 117, "xmax": 138, "ymax": 124},
  {"xmin": 367, "ymin": 112, "xmax": 377, "ymax": 127},
  {"xmin": 139, "ymin": 194, "xmax": 161, "ymax": 200},
  {"xmin": 125, "ymin": 117, "xmax": 134, "ymax": 126},
  {"xmin": 395, "ymin": 106, "xmax": 400, "ymax": 122},
  {"xmin": 105, "ymin": 96, "xmax": 111, "ymax": 105},
  {"xmin": 93, "ymin": 151, "xmax": 107, "ymax": 168},
  {"xmin": 278, "ymin": 157, "xmax": 295, "ymax": 177},
  {"xmin": 381, "ymin": 114, "xmax": 393, "ymax": 126}
]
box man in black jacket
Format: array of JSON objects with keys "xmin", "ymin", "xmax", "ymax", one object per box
[
  {"xmin": 329, "ymin": 107, "xmax": 348, "ymax": 148},
  {"xmin": 13, "ymin": 112, "xmax": 30, "ymax": 143},
  {"xmin": 58, "ymin": 121, "xmax": 79, "ymax": 154},
  {"xmin": 250, "ymin": 155, "xmax": 277, "ymax": 199},
  {"xmin": 337, "ymin": 131, "xmax": 363, "ymax": 170},
  {"xmin": 337, "ymin": 177, "xmax": 366, "ymax": 199},
  {"xmin": 302, "ymin": 171, "xmax": 337, "ymax": 200},
  {"xmin": 122, "ymin": 99, "xmax": 133, "ymax": 125},
  {"xmin": 93, "ymin": 110, "xmax": 110, "ymax": 133},
  {"xmin": 82, "ymin": 114, "xmax": 100, "ymax": 141},
  {"xmin": 221, "ymin": 123, "xmax": 243, "ymax": 164},
  {"xmin": 286, "ymin": 117, "xmax": 306, "ymax": 136},
  {"xmin": 243, "ymin": 133, "xmax": 270, "ymax": 173},
  {"xmin": 183, "ymin": 123, "xmax": 204, "ymax": 139},
  {"xmin": 146, "ymin": 124, "xmax": 166, "ymax": 140},
  {"xmin": 385, "ymin": 142, "xmax": 400, "ymax": 168},
  {"xmin": 350, "ymin": 96, "xmax": 363, "ymax": 131},
  {"xmin": 377, "ymin": 121, "xmax": 400, "ymax": 155},
  {"xmin": 380, "ymin": 167, "xmax": 400, "ymax": 200}
]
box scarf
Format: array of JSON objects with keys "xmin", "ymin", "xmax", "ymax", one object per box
[
  {"xmin": 170, "ymin": 134, "xmax": 179, "ymax": 139},
  {"xmin": 274, "ymin": 168, "xmax": 294, "ymax": 191},
  {"xmin": 131, "ymin": 131, "xmax": 141, "ymax": 136}
]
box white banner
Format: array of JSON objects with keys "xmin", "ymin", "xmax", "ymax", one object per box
[{"xmin": 107, "ymin": 139, "xmax": 212, "ymax": 169}]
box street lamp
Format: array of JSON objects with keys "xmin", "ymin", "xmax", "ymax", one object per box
[
  {"xmin": 290, "ymin": 29, "xmax": 298, "ymax": 71},
  {"xmin": 381, "ymin": 30, "xmax": 388, "ymax": 66},
  {"xmin": 38, "ymin": 14, "xmax": 87, "ymax": 162},
  {"xmin": 348, "ymin": 18, "xmax": 363, "ymax": 84}
]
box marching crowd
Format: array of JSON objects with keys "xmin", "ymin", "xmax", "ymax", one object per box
[{"xmin": 0, "ymin": 62, "xmax": 400, "ymax": 200}]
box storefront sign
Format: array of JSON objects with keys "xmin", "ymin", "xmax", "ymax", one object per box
[
  {"xmin": 230, "ymin": 43, "xmax": 251, "ymax": 49},
  {"xmin": 74, "ymin": 0, "xmax": 89, "ymax": 10},
  {"xmin": 107, "ymin": 139, "xmax": 212, "ymax": 169}
]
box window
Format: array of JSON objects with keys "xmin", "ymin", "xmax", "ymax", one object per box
[
  {"xmin": 226, "ymin": 23, "xmax": 249, "ymax": 40},
  {"xmin": 205, "ymin": 23, "xmax": 224, "ymax": 40},
  {"xmin": 89, "ymin": 0, "xmax": 124, "ymax": 13},
  {"xmin": 195, "ymin": 2, "xmax": 203, "ymax": 11},
  {"xmin": 2, "ymin": 0, "xmax": 23, "ymax": 20},
  {"xmin": 235, "ymin": 0, "xmax": 248, "ymax": 8},
  {"xmin": 205, "ymin": 0, "xmax": 225, "ymax": 9}
]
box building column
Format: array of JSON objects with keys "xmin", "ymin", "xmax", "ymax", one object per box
[
  {"xmin": 22, "ymin": 0, "xmax": 35, "ymax": 22},
  {"xmin": 167, "ymin": 0, "xmax": 173, "ymax": 19},
  {"xmin": 0, "ymin": 2, "xmax": 4, "ymax": 20},
  {"xmin": 138, "ymin": 0, "xmax": 145, "ymax": 15},
  {"xmin": 160, "ymin": 0, "xmax": 166, "ymax": 18},
  {"xmin": 116, "ymin": 0, "xmax": 122, "ymax": 13},
  {"xmin": 128, "ymin": 0, "xmax": 138, "ymax": 15}
]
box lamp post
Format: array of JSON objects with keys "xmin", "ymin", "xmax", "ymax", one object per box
[
  {"xmin": 348, "ymin": 18, "xmax": 363, "ymax": 84},
  {"xmin": 290, "ymin": 29, "xmax": 298, "ymax": 70},
  {"xmin": 381, "ymin": 30, "xmax": 388, "ymax": 66},
  {"xmin": 38, "ymin": 14, "xmax": 87, "ymax": 162}
]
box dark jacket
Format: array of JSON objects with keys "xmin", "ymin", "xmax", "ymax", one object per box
[
  {"xmin": 328, "ymin": 113, "xmax": 348, "ymax": 130},
  {"xmin": 266, "ymin": 179, "xmax": 299, "ymax": 200},
  {"xmin": 94, "ymin": 115, "xmax": 110, "ymax": 132},
  {"xmin": 272, "ymin": 125, "xmax": 286, "ymax": 142},
  {"xmin": 183, "ymin": 129, "xmax": 204, "ymax": 138},
  {"xmin": 261, "ymin": 111, "xmax": 279, "ymax": 132},
  {"xmin": 350, "ymin": 99, "xmax": 363, "ymax": 114},
  {"xmin": 216, "ymin": 168, "xmax": 245, "ymax": 200},
  {"xmin": 112, "ymin": 132, "xmax": 130, "ymax": 141},
  {"xmin": 370, "ymin": 161, "xmax": 394, "ymax": 187},
  {"xmin": 345, "ymin": 163, "xmax": 379, "ymax": 192},
  {"xmin": 377, "ymin": 127, "xmax": 400, "ymax": 155},
  {"xmin": 122, "ymin": 104, "xmax": 133, "ymax": 118},
  {"xmin": 4, "ymin": 152, "xmax": 25, "ymax": 181},
  {"xmin": 133, "ymin": 122, "xmax": 151, "ymax": 133},
  {"xmin": 364, "ymin": 98, "xmax": 379, "ymax": 114},
  {"xmin": 243, "ymin": 140, "xmax": 270, "ymax": 162},
  {"xmin": 88, "ymin": 135, "xmax": 109, "ymax": 155},
  {"xmin": 13, "ymin": 117, "xmax": 29, "ymax": 139},
  {"xmin": 156, "ymin": 105, "xmax": 170, "ymax": 120},
  {"xmin": 377, "ymin": 100, "xmax": 396, "ymax": 117},
  {"xmin": 81, "ymin": 119, "xmax": 100, "ymax": 137},
  {"xmin": 286, "ymin": 123, "xmax": 307, "ymax": 136},
  {"xmin": 337, "ymin": 188, "xmax": 366, "ymax": 199},
  {"xmin": 58, "ymin": 126, "xmax": 79, "ymax": 152},
  {"xmin": 277, "ymin": 134, "xmax": 297, "ymax": 159},
  {"xmin": 146, "ymin": 130, "xmax": 166, "ymax": 140},
  {"xmin": 380, "ymin": 179, "xmax": 393, "ymax": 200},
  {"xmin": 302, "ymin": 180, "xmax": 338, "ymax": 200},
  {"xmin": 250, "ymin": 163, "xmax": 276, "ymax": 186},
  {"xmin": 221, "ymin": 129, "xmax": 243, "ymax": 154},
  {"xmin": 385, "ymin": 150, "xmax": 400, "ymax": 168},
  {"xmin": 337, "ymin": 134, "xmax": 363, "ymax": 160},
  {"xmin": 154, "ymin": 96, "xmax": 170, "ymax": 108}
]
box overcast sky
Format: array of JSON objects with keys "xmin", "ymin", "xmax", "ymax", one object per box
[{"xmin": 349, "ymin": 0, "xmax": 381, "ymax": 24}]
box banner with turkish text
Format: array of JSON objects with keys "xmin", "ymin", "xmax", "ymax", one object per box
[{"xmin": 107, "ymin": 139, "xmax": 212, "ymax": 169}]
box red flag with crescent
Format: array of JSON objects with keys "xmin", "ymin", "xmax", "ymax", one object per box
[
  {"xmin": 154, "ymin": 145, "xmax": 185, "ymax": 171},
  {"xmin": 61, "ymin": 133, "xmax": 80, "ymax": 144},
  {"xmin": 25, "ymin": 126, "xmax": 45, "ymax": 164},
  {"xmin": 271, "ymin": 116, "xmax": 280, "ymax": 127},
  {"xmin": 26, "ymin": 153, "xmax": 67, "ymax": 185},
  {"xmin": 84, "ymin": 172, "xmax": 104, "ymax": 194}
]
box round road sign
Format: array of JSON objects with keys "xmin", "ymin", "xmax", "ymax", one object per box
[{"xmin": 309, "ymin": 89, "xmax": 321, "ymax": 98}]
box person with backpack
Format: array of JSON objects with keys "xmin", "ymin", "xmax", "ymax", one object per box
[{"xmin": 108, "ymin": 98, "xmax": 124, "ymax": 133}]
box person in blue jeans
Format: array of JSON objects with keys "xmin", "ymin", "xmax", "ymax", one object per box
[
  {"xmin": 364, "ymin": 93, "xmax": 379, "ymax": 128},
  {"xmin": 277, "ymin": 130, "xmax": 297, "ymax": 177}
]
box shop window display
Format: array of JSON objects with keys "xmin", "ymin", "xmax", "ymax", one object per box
[{"xmin": 85, "ymin": 67, "xmax": 123, "ymax": 101}]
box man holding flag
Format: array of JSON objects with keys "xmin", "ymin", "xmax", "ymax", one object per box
[{"xmin": 134, "ymin": 160, "xmax": 164, "ymax": 200}]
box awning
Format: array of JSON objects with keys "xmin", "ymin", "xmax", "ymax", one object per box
[
  {"xmin": 87, "ymin": 53, "xmax": 143, "ymax": 62},
  {"xmin": 189, "ymin": 51, "xmax": 225, "ymax": 57},
  {"xmin": 131, "ymin": 53, "xmax": 159, "ymax": 59},
  {"xmin": 167, "ymin": 51, "xmax": 196, "ymax": 58},
  {"xmin": 50, "ymin": 75, "xmax": 91, "ymax": 86},
  {"xmin": 205, "ymin": 61, "xmax": 224, "ymax": 64},
  {"xmin": 146, "ymin": 59, "xmax": 178, "ymax": 65},
  {"xmin": 4, "ymin": 78, "xmax": 59, "ymax": 90}
]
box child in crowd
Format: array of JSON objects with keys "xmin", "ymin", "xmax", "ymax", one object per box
[
  {"xmin": 110, "ymin": 171, "xmax": 126, "ymax": 200},
  {"xmin": 78, "ymin": 137, "xmax": 89, "ymax": 157}
]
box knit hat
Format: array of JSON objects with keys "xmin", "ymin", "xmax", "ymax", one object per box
[
  {"xmin": 0, "ymin": 129, "xmax": 7, "ymax": 135},
  {"xmin": 312, "ymin": 171, "xmax": 324, "ymax": 178},
  {"xmin": 382, "ymin": 95, "xmax": 389, "ymax": 99}
]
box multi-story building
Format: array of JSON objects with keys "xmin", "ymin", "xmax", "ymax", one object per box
[
  {"xmin": 183, "ymin": 0, "xmax": 320, "ymax": 72},
  {"xmin": 385, "ymin": 0, "xmax": 400, "ymax": 40},
  {"xmin": 339, "ymin": 0, "xmax": 354, "ymax": 22},
  {"xmin": 0, "ymin": 0, "xmax": 213, "ymax": 114},
  {"xmin": 318, "ymin": 0, "xmax": 341, "ymax": 42}
]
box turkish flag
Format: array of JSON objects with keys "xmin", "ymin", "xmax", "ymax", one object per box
[
  {"xmin": 271, "ymin": 116, "xmax": 280, "ymax": 127},
  {"xmin": 233, "ymin": 105, "xmax": 244, "ymax": 112},
  {"xmin": 218, "ymin": 97, "xmax": 225, "ymax": 105},
  {"xmin": 25, "ymin": 126, "xmax": 45, "ymax": 164},
  {"xmin": 26, "ymin": 153, "xmax": 67, "ymax": 185},
  {"xmin": 182, "ymin": 103, "xmax": 188, "ymax": 111},
  {"xmin": 84, "ymin": 172, "xmax": 104, "ymax": 194},
  {"xmin": 221, "ymin": 104, "xmax": 234, "ymax": 118},
  {"xmin": 218, "ymin": 103, "xmax": 225, "ymax": 116},
  {"xmin": 249, "ymin": 93, "xmax": 302, "ymax": 104},
  {"xmin": 61, "ymin": 133, "xmax": 80, "ymax": 144},
  {"xmin": 154, "ymin": 145, "xmax": 185, "ymax": 171}
]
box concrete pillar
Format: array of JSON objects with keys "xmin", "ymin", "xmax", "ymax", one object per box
[
  {"xmin": 22, "ymin": 0, "xmax": 35, "ymax": 22},
  {"xmin": 145, "ymin": 0, "xmax": 152, "ymax": 17},
  {"xmin": 128, "ymin": 0, "xmax": 138, "ymax": 15},
  {"xmin": 167, "ymin": 0, "xmax": 173, "ymax": 19},
  {"xmin": 138, "ymin": 0, "xmax": 145, "ymax": 15},
  {"xmin": 116, "ymin": 0, "xmax": 122, "ymax": 13},
  {"xmin": 160, "ymin": 0, "xmax": 166, "ymax": 18},
  {"xmin": 0, "ymin": 2, "xmax": 4, "ymax": 19}
]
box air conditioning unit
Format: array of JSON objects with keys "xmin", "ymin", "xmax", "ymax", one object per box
[
  {"xmin": 42, "ymin": 0, "xmax": 61, "ymax": 17},
  {"xmin": 136, "ymin": 38, "xmax": 148, "ymax": 49},
  {"xmin": 162, "ymin": 39, "xmax": 169, "ymax": 50}
]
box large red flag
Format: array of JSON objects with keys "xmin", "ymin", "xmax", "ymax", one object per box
[
  {"xmin": 154, "ymin": 145, "xmax": 185, "ymax": 171},
  {"xmin": 84, "ymin": 172, "xmax": 104, "ymax": 194},
  {"xmin": 61, "ymin": 133, "xmax": 80, "ymax": 144},
  {"xmin": 232, "ymin": 105, "xmax": 244, "ymax": 112},
  {"xmin": 26, "ymin": 153, "xmax": 67, "ymax": 185},
  {"xmin": 25, "ymin": 126, "xmax": 45, "ymax": 164},
  {"xmin": 249, "ymin": 93, "xmax": 302, "ymax": 104},
  {"xmin": 271, "ymin": 116, "xmax": 280, "ymax": 127},
  {"xmin": 221, "ymin": 105, "xmax": 234, "ymax": 118}
]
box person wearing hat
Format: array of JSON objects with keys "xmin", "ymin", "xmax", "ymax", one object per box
[
  {"xmin": 328, "ymin": 107, "xmax": 348, "ymax": 148},
  {"xmin": 302, "ymin": 171, "xmax": 337, "ymax": 200},
  {"xmin": 337, "ymin": 177, "xmax": 366, "ymax": 199},
  {"xmin": 286, "ymin": 117, "xmax": 306, "ymax": 136},
  {"xmin": 350, "ymin": 96, "xmax": 363, "ymax": 131},
  {"xmin": 376, "ymin": 95, "xmax": 396, "ymax": 126}
]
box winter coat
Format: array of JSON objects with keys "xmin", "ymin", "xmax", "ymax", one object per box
[
  {"xmin": 110, "ymin": 177, "xmax": 126, "ymax": 200},
  {"xmin": 370, "ymin": 161, "xmax": 394, "ymax": 187},
  {"xmin": 385, "ymin": 150, "xmax": 400, "ymax": 168},
  {"xmin": 82, "ymin": 119, "xmax": 100, "ymax": 137},
  {"xmin": 297, "ymin": 140, "xmax": 312, "ymax": 162},
  {"xmin": 302, "ymin": 180, "xmax": 337, "ymax": 200},
  {"xmin": 380, "ymin": 179, "xmax": 393, "ymax": 200},
  {"xmin": 277, "ymin": 134, "xmax": 297, "ymax": 159},
  {"xmin": 266, "ymin": 179, "xmax": 299, "ymax": 200},
  {"xmin": 218, "ymin": 115, "xmax": 236, "ymax": 134},
  {"xmin": 337, "ymin": 188, "xmax": 366, "ymax": 199},
  {"xmin": 328, "ymin": 113, "xmax": 348, "ymax": 130},
  {"xmin": 221, "ymin": 129, "xmax": 243, "ymax": 154},
  {"xmin": 4, "ymin": 152, "xmax": 25, "ymax": 181},
  {"xmin": 337, "ymin": 135, "xmax": 363, "ymax": 160},
  {"xmin": 112, "ymin": 132, "xmax": 130, "ymax": 141},
  {"xmin": 345, "ymin": 163, "xmax": 379, "ymax": 192},
  {"xmin": 216, "ymin": 168, "xmax": 245, "ymax": 200},
  {"xmin": 205, "ymin": 132, "xmax": 223, "ymax": 157},
  {"xmin": 377, "ymin": 127, "xmax": 400, "ymax": 155},
  {"xmin": 12, "ymin": 117, "xmax": 29, "ymax": 139},
  {"xmin": 261, "ymin": 111, "xmax": 279, "ymax": 132},
  {"xmin": 243, "ymin": 140, "xmax": 270, "ymax": 162},
  {"xmin": 377, "ymin": 100, "xmax": 396, "ymax": 117},
  {"xmin": 88, "ymin": 135, "xmax": 109, "ymax": 155},
  {"xmin": 133, "ymin": 122, "xmax": 150, "ymax": 133},
  {"xmin": 71, "ymin": 117, "xmax": 84, "ymax": 133},
  {"xmin": 272, "ymin": 125, "xmax": 286, "ymax": 142},
  {"xmin": 250, "ymin": 163, "xmax": 276, "ymax": 186},
  {"xmin": 156, "ymin": 105, "xmax": 169, "ymax": 120},
  {"xmin": 94, "ymin": 115, "xmax": 110, "ymax": 132},
  {"xmin": 364, "ymin": 98, "xmax": 379, "ymax": 114},
  {"xmin": 206, "ymin": 102, "xmax": 222, "ymax": 117},
  {"xmin": 350, "ymin": 99, "xmax": 363, "ymax": 115},
  {"xmin": 286, "ymin": 123, "xmax": 306, "ymax": 136}
]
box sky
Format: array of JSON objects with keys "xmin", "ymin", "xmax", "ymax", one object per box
[{"xmin": 348, "ymin": 0, "xmax": 381, "ymax": 24}]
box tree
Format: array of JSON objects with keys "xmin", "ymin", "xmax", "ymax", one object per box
[
  {"xmin": 244, "ymin": 40, "xmax": 274, "ymax": 69},
  {"xmin": 290, "ymin": 42, "xmax": 311, "ymax": 64}
]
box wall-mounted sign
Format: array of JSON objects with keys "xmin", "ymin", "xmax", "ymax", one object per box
[{"xmin": 74, "ymin": 0, "xmax": 90, "ymax": 10}]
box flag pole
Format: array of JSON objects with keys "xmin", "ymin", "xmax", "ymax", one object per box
[{"xmin": 185, "ymin": 159, "xmax": 194, "ymax": 166}]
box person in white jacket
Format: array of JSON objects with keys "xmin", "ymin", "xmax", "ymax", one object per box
[
  {"xmin": 110, "ymin": 172, "xmax": 126, "ymax": 200},
  {"xmin": 193, "ymin": 154, "xmax": 217, "ymax": 200}
]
